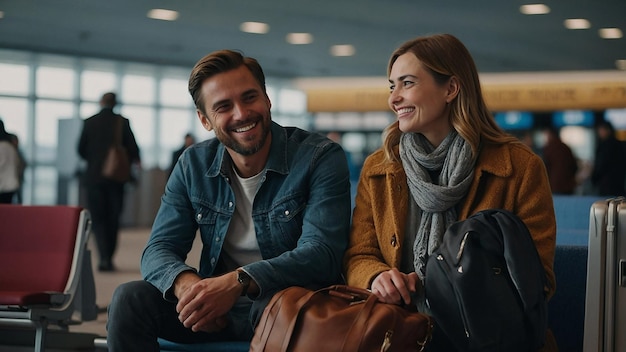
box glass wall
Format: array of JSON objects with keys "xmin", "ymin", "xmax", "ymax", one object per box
[
  {"xmin": 0, "ymin": 49, "xmax": 310, "ymax": 206},
  {"xmin": 5, "ymin": 47, "xmax": 622, "ymax": 206}
]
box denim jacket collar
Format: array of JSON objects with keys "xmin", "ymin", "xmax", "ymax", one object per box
[{"xmin": 206, "ymin": 121, "xmax": 290, "ymax": 179}]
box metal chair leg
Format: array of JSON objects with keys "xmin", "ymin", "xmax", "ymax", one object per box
[{"xmin": 33, "ymin": 318, "xmax": 48, "ymax": 352}]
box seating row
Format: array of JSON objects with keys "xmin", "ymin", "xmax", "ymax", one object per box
[{"xmin": 0, "ymin": 196, "xmax": 600, "ymax": 351}]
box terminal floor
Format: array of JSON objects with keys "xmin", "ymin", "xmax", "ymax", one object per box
[{"xmin": 72, "ymin": 227, "xmax": 202, "ymax": 339}]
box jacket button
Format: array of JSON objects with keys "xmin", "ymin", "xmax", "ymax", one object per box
[
  {"xmin": 196, "ymin": 213, "xmax": 202, "ymax": 221},
  {"xmin": 391, "ymin": 235, "xmax": 397, "ymax": 247},
  {"xmin": 284, "ymin": 210, "xmax": 290, "ymax": 216}
]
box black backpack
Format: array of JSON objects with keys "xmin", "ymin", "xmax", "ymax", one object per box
[{"xmin": 425, "ymin": 209, "xmax": 548, "ymax": 352}]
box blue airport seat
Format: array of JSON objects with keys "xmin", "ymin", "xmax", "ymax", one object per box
[
  {"xmin": 548, "ymin": 245, "xmax": 587, "ymax": 352},
  {"xmin": 548, "ymin": 195, "xmax": 600, "ymax": 351},
  {"xmin": 553, "ymin": 195, "xmax": 603, "ymax": 245},
  {"xmin": 158, "ymin": 338, "xmax": 250, "ymax": 352}
]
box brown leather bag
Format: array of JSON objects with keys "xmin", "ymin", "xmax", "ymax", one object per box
[
  {"xmin": 101, "ymin": 116, "xmax": 130, "ymax": 183},
  {"xmin": 250, "ymin": 285, "xmax": 433, "ymax": 352}
]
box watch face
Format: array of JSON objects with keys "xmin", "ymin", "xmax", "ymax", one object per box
[
  {"xmin": 237, "ymin": 270, "xmax": 251, "ymax": 296},
  {"xmin": 238, "ymin": 271, "xmax": 250, "ymax": 285}
]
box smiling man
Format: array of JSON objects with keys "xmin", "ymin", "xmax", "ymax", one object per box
[{"xmin": 106, "ymin": 50, "xmax": 352, "ymax": 351}]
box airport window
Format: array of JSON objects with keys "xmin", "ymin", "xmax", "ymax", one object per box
[
  {"xmin": 0, "ymin": 62, "xmax": 29, "ymax": 95},
  {"xmin": 31, "ymin": 166, "xmax": 58, "ymax": 206},
  {"xmin": 120, "ymin": 105, "xmax": 156, "ymax": 166},
  {"xmin": 121, "ymin": 74, "xmax": 156, "ymax": 105},
  {"xmin": 81, "ymin": 70, "xmax": 117, "ymax": 102},
  {"xmin": 160, "ymin": 77, "xmax": 192, "ymax": 107},
  {"xmin": 36, "ymin": 66, "xmax": 75, "ymax": 99},
  {"xmin": 0, "ymin": 97, "xmax": 28, "ymax": 143},
  {"xmin": 34, "ymin": 100, "xmax": 75, "ymax": 162}
]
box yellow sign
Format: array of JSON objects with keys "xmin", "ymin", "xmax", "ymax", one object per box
[
  {"xmin": 483, "ymin": 82, "xmax": 626, "ymax": 111},
  {"xmin": 302, "ymin": 72, "xmax": 626, "ymax": 112},
  {"xmin": 306, "ymin": 87, "xmax": 388, "ymax": 112}
]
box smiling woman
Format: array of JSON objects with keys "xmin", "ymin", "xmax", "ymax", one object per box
[{"xmin": 343, "ymin": 33, "xmax": 559, "ymax": 352}]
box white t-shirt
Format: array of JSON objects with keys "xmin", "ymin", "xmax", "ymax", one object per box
[{"xmin": 221, "ymin": 165, "xmax": 263, "ymax": 270}]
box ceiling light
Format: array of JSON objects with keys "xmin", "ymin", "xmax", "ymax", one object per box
[
  {"xmin": 147, "ymin": 9, "xmax": 179, "ymax": 21},
  {"xmin": 616, "ymin": 60, "xmax": 626, "ymax": 70},
  {"xmin": 286, "ymin": 33, "xmax": 313, "ymax": 45},
  {"xmin": 240, "ymin": 22, "xmax": 270, "ymax": 34},
  {"xmin": 330, "ymin": 45, "xmax": 355, "ymax": 57},
  {"xmin": 599, "ymin": 28, "xmax": 623, "ymax": 39},
  {"xmin": 519, "ymin": 4, "xmax": 550, "ymax": 15},
  {"xmin": 564, "ymin": 19, "xmax": 591, "ymax": 30}
]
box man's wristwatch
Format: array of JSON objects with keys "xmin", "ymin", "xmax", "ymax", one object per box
[{"xmin": 236, "ymin": 269, "xmax": 251, "ymax": 296}]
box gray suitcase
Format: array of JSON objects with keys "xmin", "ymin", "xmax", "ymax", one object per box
[{"xmin": 584, "ymin": 197, "xmax": 626, "ymax": 352}]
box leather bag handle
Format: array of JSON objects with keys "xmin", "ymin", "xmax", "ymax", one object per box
[
  {"xmin": 278, "ymin": 285, "xmax": 378, "ymax": 352},
  {"xmin": 255, "ymin": 288, "xmax": 316, "ymax": 350},
  {"xmin": 341, "ymin": 289, "xmax": 379, "ymax": 350},
  {"xmin": 278, "ymin": 288, "xmax": 322, "ymax": 351}
]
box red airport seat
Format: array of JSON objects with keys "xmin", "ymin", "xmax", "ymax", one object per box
[{"xmin": 0, "ymin": 205, "xmax": 92, "ymax": 352}]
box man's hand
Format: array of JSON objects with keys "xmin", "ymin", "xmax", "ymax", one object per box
[
  {"xmin": 370, "ymin": 268, "xmax": 420, "ymax": 305},
  {"xmin": 174, "ymin": 271, "xmax": 241, "ymax": 333}
]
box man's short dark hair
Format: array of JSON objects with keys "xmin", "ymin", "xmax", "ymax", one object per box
[{"xmin": 188, "ymin": 50, "xmax": 266, "ymax": 114}]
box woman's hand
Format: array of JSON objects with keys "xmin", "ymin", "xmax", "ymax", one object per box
[{"xmin": 371, "ymin": 268, "xmax": 420, "ymax": 305}]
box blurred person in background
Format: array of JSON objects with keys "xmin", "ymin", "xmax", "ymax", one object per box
[
  {"xmin": 0, "ymin": 119, "xmax": 19, "ymax": 204},
  {"xmin": 78, "ymin": 92, "xmax": 141, "ymax": 272},
  {"xmin": 8, "ymin": 133, "xmax": 27, "ymax": 203},
  {"xmin": 591, "ymin": 119, "xmax": 626, "ymax": 196},
  {"xmin": 169, "ymin": 132, "xmax": 196, "ymax": 176},
  {"xmin": 540, "ymin": 125, "xmax": 578, "ymax": 195}
]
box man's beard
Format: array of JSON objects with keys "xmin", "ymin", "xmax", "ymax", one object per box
[{"xmin": 218, "ymin": 115, "xmax": 271, "ymax": 156}]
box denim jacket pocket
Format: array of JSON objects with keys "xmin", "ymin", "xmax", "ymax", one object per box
[
  {"xmin": 268, "ymin": 197, "xmax": 306, "ymax": 250},
  {"xmin": 193, "ymin": 205, "xmax": 220, "ymax": 235}
]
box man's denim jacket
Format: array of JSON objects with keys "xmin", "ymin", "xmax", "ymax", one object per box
[{"xmin": 141, "ymin": 122, "xmax": 352, "ymax": 310}]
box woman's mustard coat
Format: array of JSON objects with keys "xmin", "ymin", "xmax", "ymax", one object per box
[{"xmin": 344, "ymin": 141, "xmax": 556, "ymax": 299}]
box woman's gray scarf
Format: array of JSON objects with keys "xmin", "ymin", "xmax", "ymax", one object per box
[{"xmin": 399, "ymin": 131, "xmax": 476, "ymax": 280}]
